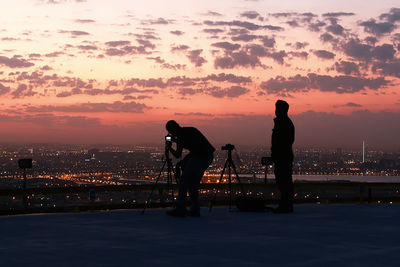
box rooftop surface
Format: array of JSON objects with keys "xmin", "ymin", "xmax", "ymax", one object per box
[{"xmin": 1, "ymin": 204, "xmax": 400, "ymax": 266}]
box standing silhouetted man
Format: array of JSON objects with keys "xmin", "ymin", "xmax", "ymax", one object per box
[
  {"xmin": 165, "ymin": 120, "xmax": 215, "ymax": 217},
  {"xmin": 271, "ymin": 100, "xmax": 295, "ymax": 213}
]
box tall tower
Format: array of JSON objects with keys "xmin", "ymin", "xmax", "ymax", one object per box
[{"xmin": 362, "ymin": 141, "xmax": 365, "ymax": 163}]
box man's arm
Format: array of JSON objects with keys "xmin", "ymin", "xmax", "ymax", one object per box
[{"xmin": 168, "ymin": 141, "xmax": 183, "ymax": 158}]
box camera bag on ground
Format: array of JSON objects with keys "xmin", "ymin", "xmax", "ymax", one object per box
[{"xmin": 236, "ymin": 196, "xmax": 265, "ymax": 212}]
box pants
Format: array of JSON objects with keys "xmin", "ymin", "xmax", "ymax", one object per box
[
  {"xmin": 274, "ymin": 161, "xmax": 294, "ymax": 208},
  {"xmin": 177, "ymin": 153, "xmax": 213, "ymax": 212}
]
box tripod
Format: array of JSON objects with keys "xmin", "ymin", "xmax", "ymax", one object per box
[
  {"xmin": 142, "ymin": 144, "xmax": 177, "ymax": 214},
  {"xmin": 209, "ymin": 144, "xmax": 245, "ymax": 212}
]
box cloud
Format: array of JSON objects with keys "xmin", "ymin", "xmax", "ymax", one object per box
[
  {"xmin": 208, "ymin": 85, "xmax": 249, "ymax": 98},
  {"xmin": 203, "ymin": 20, "xmax": 283, "ymax": 31},
  {"xmin": 202, "ymin": 11, "xmax": 223, "ymax": 17},
  {"xmin": 344, "ymin": 102, "xmax": 362, "ymax": 107},
  {"xmin": 322, "ymin": 12, "xmax": 355, "ymax": 17},
  {"xmin": 11, "ymin": 83, "xmax": 37, "ymax": 98},
  {"xmin": 261, "ymin": 36, "xmax": 275, "ymax": 48},
  {"xmin": 293, "ymin": 42, "xmax": 309, "ymax": 49},
  {"xmin": 126, "ymin": 78, "xmax": 166, "ymax": 88},
  {"xmin": 214, "ymin": 51, "xmax": 262, "ymax": 69},
  {"xmin": 260, "ymin": 74, "xmax": 389, "ymax": 94},
  {"xmin": 143, "ymin": 18, "xmax": 170, "ymax": 25},
  {"xmin": 45, "ymin": 51, "xmax": 64, "ymax": 57},
  {"xmin": 372, "ymin": 59, "xmax": 400, "ymax": 78},
  {"xmin": 59, "ymin": 30, "xmax": 90, "ymax": 37},
  {"xmin": 170, "ymin": 30, "xmax": 184, "ymax": 36},
  {"xmin": 0, "ymin": 83, "xmax": 10, "ymax": 95},
  {"xmin": 326, "ymin": 23, "xmax": 345, "ymax": 36},
  {"xmin": 202, "ymin": 28, "xmax": 225, "ymax": 34},
  {"xmin": 211, "ymin": 42, "xmax": 241, "ymax": 51},
  {"xmin": 0, "ymin": 55, "xmax": 34, "ymax": 68},
  {"xmin": 342, "ymin": 40, "xmax": 396, "ymax": 62},
  {"xmin": 359, "ymin": 19, "xmax": 396, "ymax": 36},
  {"xmin": 308, "ymin": 21, "xmax": 327, "ymax": 32},
  {"xmin": 1, "ymin": 37, "xmax": 20, "ymax": 41},
  {"xmin": 105, "ymin": 40, "xmax": 131, "ymax": 47},
  {"xmin": 177, "ymin": 88, "xmax": 202, "ymax": 96},
  {"xmin": 174, "ymin": 112, "xmax": 214, "ymax": 117},
  {"xmin": 288, "ymin": 51, "xmax": 308, "ymax": 59},
  {"xmin": 147, "ymin": 56, "xmax": 165, "ymax": 64},
  {"xmin": 74, "ymin": 19, "xmax": 95, "ymax": 23},
  {"xmin": 105, "ymin": 45, "xmax": 149, "ymax": 56},
  {"xmin": 313, "ymin": 50, "xmax": 335, "ymax": 59},
  {"xmin": 379, "ymin": 8, "xmax": 400, "ymax": 23},
  {"xmin": 334, "ymin": 61, "xmax": 360, "ymax": 75},
  {"xmin": 231, "ymin": 34, "xmax": 259, "ymax": 42},
  {"xmin": 77, "ymin": 44, "xmax": 98, "ymax": 50},
  {"xmin": 202, "ymin": 73, "xmax": 252, "ymax": 84},
  {"xmin": 240, "ymin": 11, "xmax": 260, "ymax": 19},
  {"xmin": 187, "ymin": 49, "xmax": 207, "ymax": 67},
  {"xmin": 25, "ymin": 101, "xmax": 149, "ymax": 113},
  {"xmin": 214, "ymin": 43, "xmax": 288, "ymax": 69},
  {"xmin": 171, "ymin": 44, "xmax": 190, "ymax": 52}
]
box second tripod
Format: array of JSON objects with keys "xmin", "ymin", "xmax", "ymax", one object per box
[
  {"xmin": 209, "ymin": 144, "xmax": 244, "ymax": 212},
  {"xmin": 142, "ymin": 143, "xmax": 177, "ymax": 214}
]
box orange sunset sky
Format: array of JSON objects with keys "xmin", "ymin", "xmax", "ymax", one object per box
[{"xmin": 0, "ymin": 0, "xmax": 399, "ymax": 149}]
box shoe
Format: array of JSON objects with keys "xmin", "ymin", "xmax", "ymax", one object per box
[
  {"xmin": 166, "ymin": 208, "xmax": 186, "ymax": 217},
  {"xmin": 272, "ymin": 206, "xmax": 293, "ymax": 214}
]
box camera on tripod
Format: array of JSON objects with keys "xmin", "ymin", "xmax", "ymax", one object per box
[
  {"xmin": 221, "ymin": 144, "xmax": 235, "ymax": 151},
  {"xmin": 165, "ymin": 134, "xmax": 175, "ymax": 146}
]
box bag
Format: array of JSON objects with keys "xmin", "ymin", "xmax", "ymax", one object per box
[{"xmin": 236, "ymin": 196, "xmax": 265, "ymax": 212}]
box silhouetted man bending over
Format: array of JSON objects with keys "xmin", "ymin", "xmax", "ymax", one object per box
[
  {"xmin": 271, "ymin": 100, "xmax": 295, "ymax": 213},
  {"xmin": 165, "ymin": 120, "xmax": 215, "ymax": 217}
]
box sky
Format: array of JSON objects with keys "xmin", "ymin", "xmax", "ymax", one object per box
[{"xmin": 0, "ymin": 0, "xmax": 399, "ymax": 149}]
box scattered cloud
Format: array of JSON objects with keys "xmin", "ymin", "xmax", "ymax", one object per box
[
  {"xmin": 74, "ymin": 19, "xmax": 95, "ymax": 23},
  {"xmin": 59, "ymin": 30, "xmax": 90, "ymax": 37},
  {"xmin": 187, "ymin": 49, "xmax": 207, "ymax": 67},
  {"xmin": 170, "ymin": 30, "xmax": 184, "ymax": 36},
  {"xmin": 261, "ymin": 74, "xmax": 389, "ymax": 94},
  {"xmin": 174, "ymin": 112, "xmax": 214, "ymax": 117},
  {"xmin": 211, "ymin": 42, "xmax": 241, "ymax": 51},
  {"xmin": 203, "ymin": 20, "xmax": 283, "ymax": 31},
  {"xmin": 313, "ymin": 50, "xmax": 335, "ymax": 59},
  {"xmin": 359, "ymin": 19, "xmax": 396, "ymax": 36},
  {"xmin": 25, "ymin": 101, "xmax": 149, "ymax": 113},
  {"xmin": 344, "ymin": 102, "xmax": 363, "ymax": 107},
  {"xmin": 334, "ymin": 61, "xmax": 360, "ymax": 75},
  {"xmin": 0, "ymin": 55, "xmax": 34, "ymax": 68},
  {"xmin": 0, "ymin": 83, "xmax": 10, "ymax": 95},
  {"xmin": 322, "ymin": 12, "xmax": 355, "ymax": 17},
  {"xmin": 240, "ymin": 11, "xmax": 260, "ymax": 19}
]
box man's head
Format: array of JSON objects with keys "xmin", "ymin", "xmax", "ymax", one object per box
[
  {"xmin": 166, "ymin": 120, "xmax": 181, "ymax": 136},
  {"xmin": 275, "ymin": 100, "xmax": 289, "ymax": 117}
]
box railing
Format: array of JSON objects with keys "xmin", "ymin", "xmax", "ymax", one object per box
[{"xmin": 1, "ymin": 182, "xmax": 400, "ymax": 215}]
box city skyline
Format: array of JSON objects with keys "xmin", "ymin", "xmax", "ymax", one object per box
[{"xmin": 0, "ymin": 0, "xmax": 399, "ymax": 149}]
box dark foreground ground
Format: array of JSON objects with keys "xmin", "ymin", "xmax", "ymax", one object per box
[{"xmin": 0, "ymin": 204, "xmax": 399, "ymax": 266}]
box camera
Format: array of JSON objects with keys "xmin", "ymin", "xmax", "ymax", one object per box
[
  {"xmin": 261, "ymin": 156, "xmax": 273, "ymax": 166},
  {"xmin": 18, "ymin": 158, "xmax": 33, "ymax": 169},
  {"xmin": 221, "ymin": 144, "xmax": 235, "ymax": 151}
]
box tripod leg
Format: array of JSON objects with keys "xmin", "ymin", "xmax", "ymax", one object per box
[
  {"xmin": 209, "ymin": 159, "xmax": 228, "ymax": 213},
  {"xmin": 227, "ymin": 162, "xmax": 233, "ymax": 211},
  {"xmin": 229, "ymin": 158, "xmax": 245, "ymax": 196},
  {"xmin": 141, "ymin": 159, "xmax": 167, "ymax": 214},
  {"xmin": 166, "ymin": 159, "xmax": 176, "ymax": 205}
]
